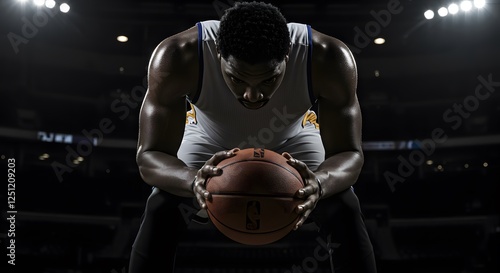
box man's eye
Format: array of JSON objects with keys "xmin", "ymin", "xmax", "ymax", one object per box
[
  {"xmin": 231, "ymin": 77, "xmax": 243, "ymax": 83},
  {"xmin": 263, "ymin": 77, "xmax": 277, "ymax": 84}
]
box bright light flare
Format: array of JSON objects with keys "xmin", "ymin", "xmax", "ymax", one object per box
[
  {"xmin": 424, "ymin": 10, "xmax": 435, "ymax": 19},
  {"xmin": 33, "ymin": 0, "xmax": 44, "ymax": 6},
  {"xmin": 60, "ymin": 2, "xmax": 70, "ymax": 13},
  {"xmin": 448, "ymin": 3, "xmax": 460, "ymax": 14},
  {"xmin": 45, "ymin": 0, "xmax": 56, "ymax": 8},
  {"xmin": 461, "ymin": 1, "xmax": 473, "ymax": 11},
  {"xmin": 474, "ymin": 0, "xmax": 486, "ymax": 8},
  {"xmin": 438, "ymin": 7, "xmax": 449, "ymax": 17}
]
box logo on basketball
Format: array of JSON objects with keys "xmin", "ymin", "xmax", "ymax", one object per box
[
  {"xmin": 253, "ymin": 148, "xmax": 265, "ymax": 158},
  {"xmin": 246, "ymin": 200, "xmax": 261, "ymax": 230},
  {"xmin": 205, "ymin": 148, "xmax": 303, "ymax": 245}
]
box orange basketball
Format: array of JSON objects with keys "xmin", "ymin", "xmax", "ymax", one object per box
[{"xmin": 205, "ymin": 148, "xmax": 304, "ymax": 245}]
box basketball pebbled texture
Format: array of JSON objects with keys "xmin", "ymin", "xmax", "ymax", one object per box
[{"xmin": 206, "ymin": 148, "xmax": 304, "ymax": 245}]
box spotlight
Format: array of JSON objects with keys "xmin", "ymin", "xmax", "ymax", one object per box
[
  {"xmin": 117, "ymin": 35, "xmax": 129, "ymax": 42},
  {"xmin": 374, "ymin": 38, "xmax": 385, "ymax": 45},
  {"xmin": 448, "ymin": 3, "xmax": 460, "ymax": 14},
  {"xmin": 424, "ymin": 10, "xmax": 435, "ymax": 19},
  {"xmin": 45, "ymin": 0, "xmax": 56, "ymax": 9},
  {"xmin": 438, "ymin": 7, "xmax": 449, "ymax": 17},
  {"xmin": 461, "ymin": 1, "xmax": 473, "ymax": 11},
  {"xmin": 60, "ymin": 2, "xmax": 70, "ymax": 13},
  {"xmin": 33, "ymin": 0, "xmax": 44, "ymax": 6},
  {"xmin": 474, "ymin": 0, "xmax": 486, "ymax": 8},
  {"xmin": 17, "ymin": 0, "xmax": 28, "ymax": 3}
]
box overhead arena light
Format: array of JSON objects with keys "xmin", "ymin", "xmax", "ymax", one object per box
[
  {"xmin": 474, "ymin": 0, "xmax": 486, "ymax": 9},
  {"xmin": 374, "ymin": 38, "xmax": 385, "ymax": 45},
  {"xmin": 60, "ymin": 2, "xmax": 70, "ymax": 13},
  {"xmin": 424, "ymin": 9, "xmax": 435, "ymax": 19},
  {"xmin": 461, "ymin": 1, "xmax": 473, "ymax": 12},
  {"xmin": 438, "ymin": 7, "xmax": 449, "ymax": 17},
  {"xmin": 33, "ymin": 0, "xmax": 44, "ymax": 6},
  {"xmin": 45, "ymin": 0, "xmax": 56, "ymax": 9},
  {"xmin": 117, "ymin": 35, "xmax": 129, "ymax": 42},
  {"xmin": 448, "ymin": 3, "xmax": 460, "ymax": 14}
]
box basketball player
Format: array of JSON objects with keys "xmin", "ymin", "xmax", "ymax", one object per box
[{"xmin": 130, "ymin": 2, "xmax": 376, "ymax": 273}]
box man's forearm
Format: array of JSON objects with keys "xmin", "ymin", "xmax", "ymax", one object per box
[
  {"xmin": 314, "ymin": 150, "xmax": 364, "ymax": 198},
  {"xmin": 137, "ymin": 151, "xmax": 198, "ymax": 197}
]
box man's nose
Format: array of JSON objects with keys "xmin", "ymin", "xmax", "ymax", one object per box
[{"xmin": 243, "ymin": 87, "xmax": 264, "ymax": 102}]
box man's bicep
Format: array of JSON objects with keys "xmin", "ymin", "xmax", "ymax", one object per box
[
  {"xmin": 137, "ymin": 91, "xmax": 187, "ymax": 158},
  {"xmin": 137, "ymin": 29, "xmax": 198, "ymax": 159},
  {"xmin": 318, "ymin": 96, "xmax": 362, "ymax": 157}
]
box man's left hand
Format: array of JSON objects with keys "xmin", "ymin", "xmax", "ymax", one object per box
[{"xmin": 282, "ymin": 152, "xmax": 322, "ymax": 230}]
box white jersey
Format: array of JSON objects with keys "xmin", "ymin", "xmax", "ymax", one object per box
[
  {"xmin": 188, "ymin": 20, "xmax": 316, "ymax": 149},
  {"xmin": 178, "ymin": 20, "xmax": 324, "ymax": 170}
]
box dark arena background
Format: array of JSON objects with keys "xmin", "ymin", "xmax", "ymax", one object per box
[{"xmin": 1, "ymin": 0, "xmax": 499, "ymax": 272}]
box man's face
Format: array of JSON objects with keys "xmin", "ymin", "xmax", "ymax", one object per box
[{"xmin": 220, "ymin": 55, "xmax": 287, "ymax": 110}]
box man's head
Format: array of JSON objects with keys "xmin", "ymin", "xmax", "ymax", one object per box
[
  {"xmin": 217, "ymin": 1, "xmax": 290, "ymax": 65},
  {"xmin": 217, "ymin": 2, "xmax": 291, "ymax": 109}
]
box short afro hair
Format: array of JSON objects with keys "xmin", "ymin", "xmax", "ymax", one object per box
[{"xmin": 216, "ymin": 2, "xmax": 291, "ymax": 65}]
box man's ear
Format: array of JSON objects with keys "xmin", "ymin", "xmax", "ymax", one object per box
[
  {"xmin": 216, "ymin": 45, "xmax": 221, "ymax": 60},
  {"xmin": 285, "ymin": 43, "xmax": 291, "ymax": 62}
]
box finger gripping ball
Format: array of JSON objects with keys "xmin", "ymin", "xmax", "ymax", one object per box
[{"xmin": 205, "ymin": 148, "xmax": 304, "ymax": 245}]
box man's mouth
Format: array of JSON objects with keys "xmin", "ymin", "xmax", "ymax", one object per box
[{"xmin": 239, "ymin": 99, "xmax": 269, "ymax": 109}]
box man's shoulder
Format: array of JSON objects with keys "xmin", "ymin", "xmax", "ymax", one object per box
[
  {"xmin": 309, "ymin": 28, "xmax": 357, "ymax": 102},
  {"xmin": 154, "ymin": 25, "xmax": 199, "ymax": 66},
  {"xmin": 310, "ymin": 29, "xmax": 352, "ymax": 64},
  {"xmin": 148, "ymin": 25, "xmax": 200, "ymax": 100}
]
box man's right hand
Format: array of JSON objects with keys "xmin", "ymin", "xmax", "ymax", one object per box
[{"xmin": 193, "ymin": 148, "xmax": 239, "ymax": 209}]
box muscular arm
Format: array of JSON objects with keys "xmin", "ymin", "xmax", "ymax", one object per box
[
  {"xmin": 311, "ymin": 29, "xmax": 364, "ymax": 198},
  {"xmin": 136, "ymin": 27, "xmax": 199, "ymax": 197}
]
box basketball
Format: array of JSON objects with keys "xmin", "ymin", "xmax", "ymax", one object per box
[{"xmin": 205, "ymin": 148, "xmax": 304, "ymax": 245}]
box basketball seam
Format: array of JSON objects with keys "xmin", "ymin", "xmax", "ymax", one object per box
[
  {"xmin": 211, "ymin": 193, "xmax": 298, "ymax": 198},
  {"xmin": 215, "ymin": 159, "xmax": 304, "ymax": 185}
]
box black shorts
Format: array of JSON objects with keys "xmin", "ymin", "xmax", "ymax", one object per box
[{"xmin": 129, "ymin": 187, "xmax": 377, "ymax": 273}]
